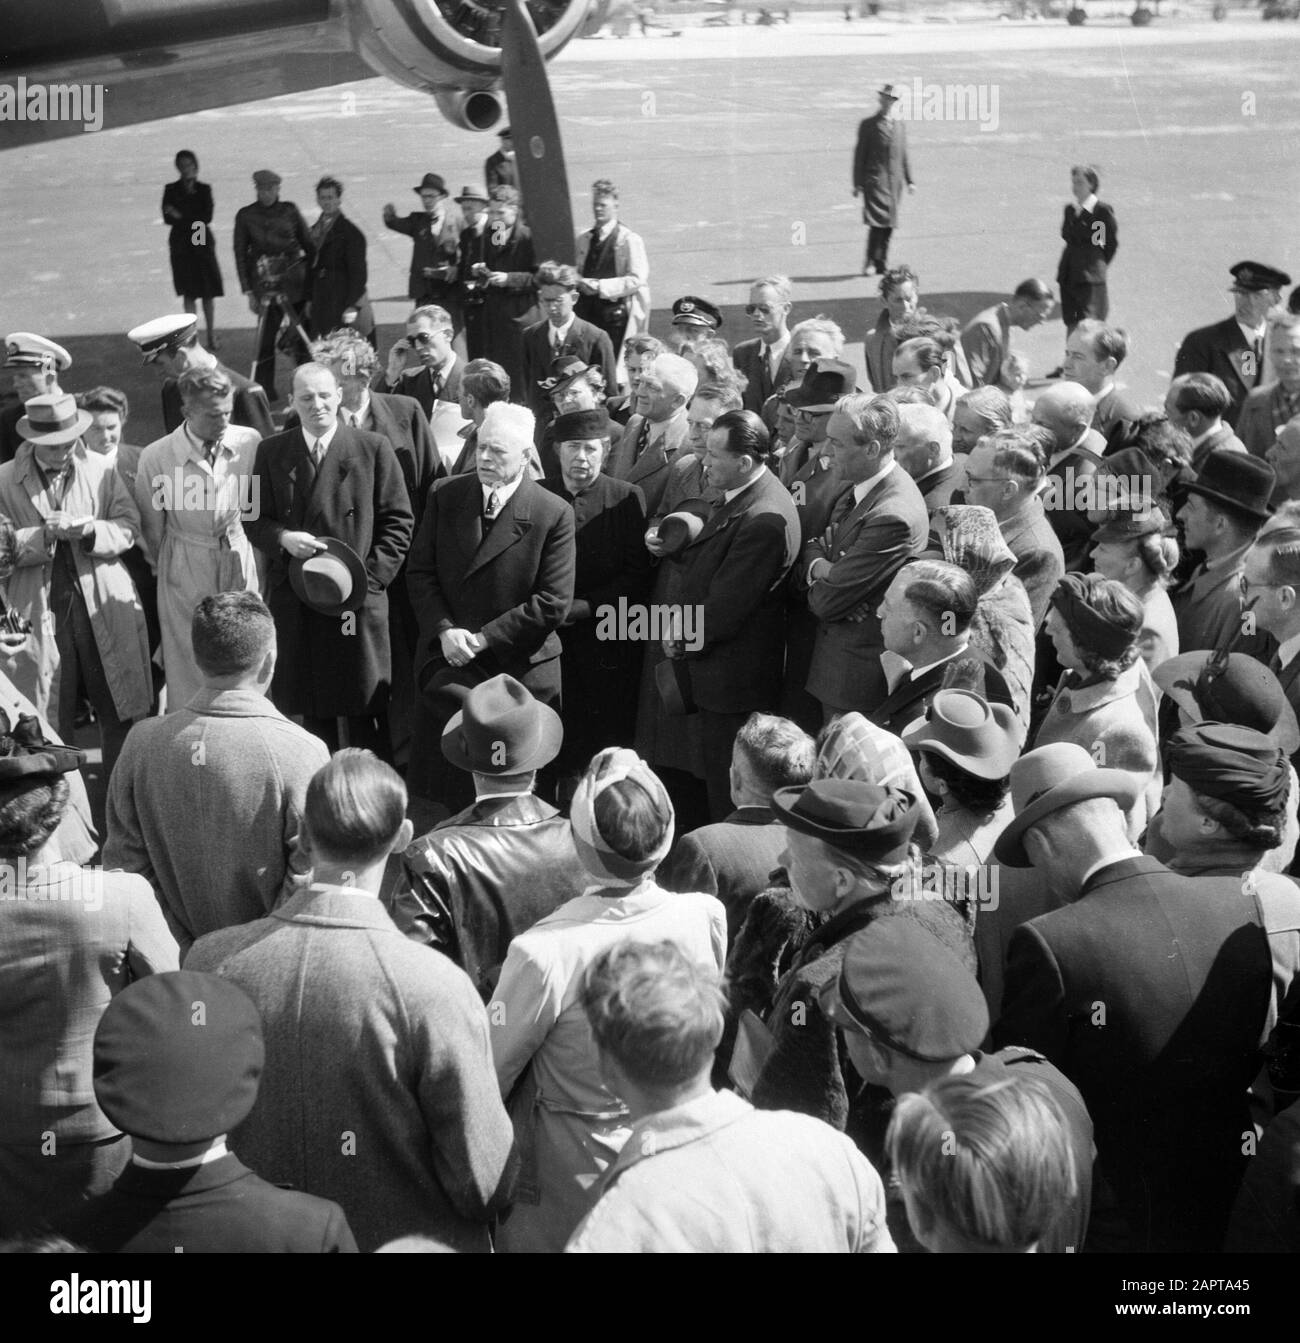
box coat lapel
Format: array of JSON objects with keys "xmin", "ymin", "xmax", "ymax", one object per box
[
  {"xmin": 466, "ymin": 477, "xmax": 534, "ymax": 577},
  {"xmin": 14, "ymin": 447, "xmax": 57, "ymax": 521},
  {"xmin": 303, "ymin": 428, "xmax": 353, "ymax": 532}
]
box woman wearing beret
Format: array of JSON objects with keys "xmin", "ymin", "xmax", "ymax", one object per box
[
  {"xmin": 488, "ymin": 749, "xmax": 726, "ymax": 1253},
  {"xmin": 1035, "ymin": 573, "xmax": 1161, "ymax": 833},
  {"xmin": 1089, "ymin": 507, "xmax": 1180, "ymax": 673},
  {"xmin": 162, "ymin": 150, "xmax": 224, "ymax": 349}
]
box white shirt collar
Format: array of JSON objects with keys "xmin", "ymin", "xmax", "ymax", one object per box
[
  {"xmin": 853, "ymin": 458, "xmax": 895, "ymax": 505},
  {"xmin": 304, "ymin": 421, "xmax": 340, "ymax": 456},
  {"xmin": 133, "ymin": 1139, "xmax": 230, "ymax": 1170},
  {"xmin": 1238, "ymin": 320, "xmax": 1266, "ymax": 345},
  {"xmin": 548, "ymin": 316, "xmax": 575, "ymax": 346},
  {"xmin": 182, "ymin": 423, "xmax": 234, "ymax": 462},
  {"xmin": 1075, "ymin": 193, "xmax": 1099, "ymax": 214},
  {"xmin": 342, "ymin": 392, "xmax": 371, "ymax": 428},
  {"xmin": 1278, "ymin": 631, "xmax": 1300, "ymax": 671},
  {"xmin": 649, "ymin": 407, "xmax": 688, "ymax": 443},
  {"xmin": 723, "ymin": 463, "xmax": 767, "ymax": 503},
  {"xmin": 483, "ymin": 471, "xmax": 525, "ymax": 510},
  {"xmin": 763, "ymin": 332, "xmax": 791, "ymax": 370},
  {"xmin": 907, "ymin": 644, "xmax": 968, "ymax": 682}
]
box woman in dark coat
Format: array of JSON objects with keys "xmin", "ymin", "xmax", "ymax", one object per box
[
  {"xmin": 1056, "ymin": 164, "xmax": 1118, "ymax": 331},
  {"xmin": 162, "ymin": 150, "xmax": 224, "ymax": 347}
]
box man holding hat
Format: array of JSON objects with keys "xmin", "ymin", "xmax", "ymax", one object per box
[
  {"xmin": 0, "ymin": 715, "xmax": 178, "ymax": 1238},
  {"xmin": 0, "ymin": 392, "xmax": 152, "ymax": 781},
  {"xmin": 667, "ymin": 295, "xmax": 723, "ymax": 354},
  {"xmin": 232, "ymin": 170, "xmax": 313, "ymax": 401},
  {"xmin": 1, "ymin": 332, "xmax": 71, "ymax": 464},
  {"xmin": 606, "ymin": 351, "xmax": 698, "ymax": 517},
  {"xmin": 383, "ymin": 172, "xmax": 463, "ymax": 313},
  {"xmin": 1172, "ymin": 446, "xmax": 1275, "ymax": 653},
  {"xmin": 543, "ymin": 406, "xmax": 650, "ymax": 778},
  {"xmin": 852, "ymin": 83, "xmax": 914, "ymax": 277},
  {"xmin": 1175, "ymin": 261, "xmax": 1292, "ymax": 424},
  {"xmin": 574, "ymin": 179, "xmax": 650, "ymax": 368},
  {"xmin": 63, "ymin": 970, "xmax": 355, "ymax": 1252},
  {"xmin": 247, "ymin": 362, "xmax": 414, "ymax": 757},
  {"xmin": 820, "ymin": 917, "xmax": 1095, "ymax": 1253},
  {"xmin": 742, "ymin": 777, "xmax": 972, "ymax": 1131},
  {"xmin": 187, "ymin": 750, "xmax": 516, "ymax": 1252},
  {"xmin": 391, "ymin": 674, "xmax": 588, "ymax": 998},
  {"xmin": 1239, "ymin": 311, "xmax": 1300, "ymax": 459},
  {"xmin": 129, "ymin": 312, "xmax": 273, "ymax": 440},
  {"xmin": 993, "ymin": 740, "xmax": 1275, "ymax": 1251}
]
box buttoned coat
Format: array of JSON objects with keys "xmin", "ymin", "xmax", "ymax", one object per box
[
  {"xmin": 132, "ymin": 423, "xmax": 263, "ymax": 712},
  {"xmin": 804, "ymin": 464, "xmax": 929, "ymax": 714},
  {"xmin": 306, "ymin": 212, "xmax": 373, "ymax": 338},
  {"xmin": 384, "ymin": 208, "xmax": 461, "ymax": 305},
  {"xmin": 406, "ymin": 472, "xmax": 574, "ymax": 697},
  {"xmin": 481, "ymin": 220, "xmax": 539, "ymax": 392},
  {"xmin": 520, "ymin": 315, "xmax": 618, "ymax": 429},
  {"xmin": 574, "ymin": 222, "xmax": 651, "ymax": 343},
  {"xmin": 1170, "ymin": 540, "xmax": 1251, "ymax": 654},
  {"xmin": 605, "ymin": 411, "xmax": 691, "ymax": 519},
  {"xmin": 994, "ymin": 855, "xmax": 1272, "ymax": 1252},
  {"xmin": 66, "ymin": 1154, "xmax": 356, "ymax": 1253},
  {"xmin": 852, "ymin": 113, "xmax": 912, "ymax": 228},
  {"xmin": 105, "ymin": 687, "xmax": 329, "ymax": 957},
  {"xmin": 1175, "ymin": 315, "xmax": 1266, "ymax": 425},
  {"xmin": 0, "ymin": 443, "xmax": 152, "ymax": 725},
  {"xmin": 246, "ymin": 423, "xmax": 414, "ymax": 716},
  {"xmin": 671, "ymin": 469, "xmax": 801, "ymax": 714},
  {"xmin": 186, "ymin": 886, "xmax": 518, "ymax": 1253}
]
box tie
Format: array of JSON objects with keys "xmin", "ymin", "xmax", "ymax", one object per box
[
  {"xmin": 311, "ymin": 438, "xmax": 326, "ymax": 468},
  {"xmin": 202, "ymin": 437, "xmax": 220, "ymax": 467},
  {"xmin": 633, "ymin": 418, "xmax": 652, "ymax": 462},
  {"xmin": 1253, "ymin": 337, "xmax": 1264, "ymax": 386},
  {"xmin": 484, "ymin": 488, "xmax": 502, "ymax": 521},
  {"xmin": 552, "ymin": 328, "xmax": 562, "ymax": 353}
]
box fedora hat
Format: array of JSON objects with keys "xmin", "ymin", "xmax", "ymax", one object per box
[
  {"xmin": 1183, "ymin": 448, "xmax": 1275, "ymax": 522},
  {"xmin": 16, "ymin": 392, "xmax": 91, "ymax": 446},
  {"xmin": 993, "ymin": 743, "xmax": 1141, "ymax": 868},
  {"xmin": 441, "ymin": 673, "xmax": 563, "ymax": 774},
  {"xmin": 781, "ymin": 359, "xmax": 858, "ymax": 412},
  {"xmin": 413, "ymin": 172, "xmax": 448, "ymax": 196},
  {"xmin": 771, "ymin": 777, "xmax": 919, "ymax": 863},
  {"xmin": 455, "ymin": 184, "xmax": 489, "ymax": 204},
  {"xmin": 903, "ymin": 689, "xmax": 1022, "ymax": 780},
  {"xmin": 288, "ymin": 537, "xmax": 367, "ymax": 616},
  {"xmin": 1153, "ymin": 649, "xmax": 1300, "ymax": 756},
  {"xmin": 656, "ymin": 504, "xmax": 710, "ymax": 556}
]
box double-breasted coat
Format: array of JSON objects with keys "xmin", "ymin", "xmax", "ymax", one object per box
[
  {"xmin": 246, "ymin": 424, "xmax": 414, "ymax": 717},
  {"xmin": 0, "ymin": 443, "xmax": 152, "ymax": 726}
]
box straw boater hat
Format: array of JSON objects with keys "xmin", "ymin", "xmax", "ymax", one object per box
[{"xmin": 16, "ymin": 393, "xmax": 91, "ymax": 447}]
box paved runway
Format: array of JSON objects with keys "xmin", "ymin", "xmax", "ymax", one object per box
[{"xmin": 2, "ymin": 14, "xmax": 1299, "ymax": 445}]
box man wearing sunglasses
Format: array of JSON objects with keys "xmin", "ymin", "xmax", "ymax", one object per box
[
  {"xmin": 733, "ymin": 277, "xmax": 796, "ymax": 419},
  {"xmin": 378, "ymin": 305, "xmax": 463, "ymax": 418}
]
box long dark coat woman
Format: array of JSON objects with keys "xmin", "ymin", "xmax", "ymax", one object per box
[{"xmin": 162, "ymin": 177, "xmax": 224, "ymax": 299}]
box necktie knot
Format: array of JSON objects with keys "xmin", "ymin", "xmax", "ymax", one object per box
[
  {"xmin": 485, "ymin": 488, "xmax": 502, "ymax": 520},
  {"xmin": 634, "ymin": 419, "xmax": 652, "ymax": 462},
  {"xmin": 202, "ymin": 438, "xmax": 220, "ymax": 465}
]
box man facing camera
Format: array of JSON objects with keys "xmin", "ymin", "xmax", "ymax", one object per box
[{"xmin": 405, "ymin": 401, "xmax": 575, "ymax": 810}]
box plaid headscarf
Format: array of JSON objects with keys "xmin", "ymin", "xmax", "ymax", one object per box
[{"xmin": 935, "ymin": 504, "xmax": 1017, "ymax": 597}]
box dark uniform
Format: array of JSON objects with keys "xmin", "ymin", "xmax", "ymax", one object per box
[{"xmin": 232, "ymin": 197, "xmax": 312, "ymax": 400}]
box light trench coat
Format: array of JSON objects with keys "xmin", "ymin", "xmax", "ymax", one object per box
[
  {"xmin": 489, "ymin": 879, "xmax": 727, "ymax": 1253},
  {"xmin": 0, "ymin": 442, "xmax": 151, "ymax": 725},
  {"xmin": 133, "ymin": 425, "xmax": 263, "ymax": 712}
]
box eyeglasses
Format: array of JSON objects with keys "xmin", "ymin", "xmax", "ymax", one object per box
[
  {"xmin": 410, "ymin": 332, "xmax": 443, "ymax": 346},
  {"xmin": 1239, "ymin": 575, "xmax": 1283, "ymax": 596}
]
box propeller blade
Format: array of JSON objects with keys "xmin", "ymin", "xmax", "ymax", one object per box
[{"xmin": 500, "ymin": 0, "xmax": 575, "ymax": 264}]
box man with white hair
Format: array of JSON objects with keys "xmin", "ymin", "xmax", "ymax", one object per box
[
  {"xmin": 606, "ymin": 351, "xmax": 697, "ymax": 517},
  {"xmin": 894, "ymin": 402, "xmax": 960, "ymax": 510},
  {"xmin": 1032, "ymin": 381, "xmax": 1107, "ymax": 572},
  {"xmin": 247, "ymin": 362, "xmax": 414, "ymax": 757},
  {"xmin": 406, "ymin": 400, "xmax": 576, "ymax": 808}
]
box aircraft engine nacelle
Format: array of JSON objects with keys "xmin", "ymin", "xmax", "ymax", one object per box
[{"xmin": 349, "ymin": 0, "xmax": 591, "ymax": 116}]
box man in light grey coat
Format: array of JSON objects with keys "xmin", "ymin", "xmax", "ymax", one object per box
[
  {"xmin": 187, "ymin": 750, "xmax": 518, "ymax": 1252},
  {"xmin": 105, "ymin": 591, "xmax": 328, "ymax": 956}
]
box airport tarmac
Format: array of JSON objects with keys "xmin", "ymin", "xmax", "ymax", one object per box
[{"xmin": 2, "ymin": 13, "xmax": 1298, "ymax": 447}]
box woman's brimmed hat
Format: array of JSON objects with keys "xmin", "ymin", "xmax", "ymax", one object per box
[{"xmin": 903, "ymin": 689, "xmax": 1021, "ymax": 781}]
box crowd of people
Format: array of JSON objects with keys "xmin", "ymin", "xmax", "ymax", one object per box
[{"xmin": 3, "ymin": 129, "xmax": 1300, "ymax": 1256}]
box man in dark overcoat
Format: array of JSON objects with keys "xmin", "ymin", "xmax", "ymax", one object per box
[{"xmin": 852, "ymin": 84, "xmax": 914, "ymax": 277}]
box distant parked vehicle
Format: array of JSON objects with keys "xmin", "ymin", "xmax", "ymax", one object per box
[{"xmin": 1263, "ymin": 0, "xmax": 1300, "ymax": 17}]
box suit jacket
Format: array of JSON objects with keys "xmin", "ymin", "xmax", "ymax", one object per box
[
  {"xmin": 1190, "ymin": 422, "xmax": 1247, "ymax": 471},
  {"xmin": 868, "ymin": 645, "xmax": 1013, "ymax": 737},
  {"xmin": 1171, "ymin": 538, "xmax": 1252, "ymax": 655},
  {"xmin": 994, "ymin": 855, "xmax": 1272, "ymax": 1252},
  {"xmin": 1043, "ymin": 442, "xmax": 1104, "ymax": 572},
  {"xmin": 245, "ymin": 423, "xmax": 414, "ymax": 716},
  {"xmin": 605, "ymin": 411, "xmax": 691, "ymax": 518},
  {"xmin": 307, "ymin": 212, "xmax": 372, "ymax": 337},
  {"xmin": 376, "ymin": 356, "xmax": 464, "ymax": 420},
  {"xmin": 659, "ymin": 806, "xmax": 788, "ymax": 942},
  {"xmin": 733, "ymin": 337, "xmax": 796, "ymax": 416},
  {"xmin": 961, "ymin": 303, "xmax": 1011, "ymax": 387},
  {"xmin": 521, "ymin": 316, "xmax": 618, "ymax": 427},
  {"xmin": 162, "ymin": 363, "xmax": 273, "ymax": 439},
  {"xmin": 1237, "ymin": 380, "xmax": 1300, "ymax": 459},
  {"xmin": 1093, "ymin": 384, "xmax": 1145, "ymax": 456},
  {"xmin": 1057, "ymin": 200, "xmax": 1118, "ymax": 287},
  {"xmin": 913, "ymin": 459, "xmax": 963, "ymax": 512},
  {"xmin": 852, "ymin": 114, "xmax": 912, "ymax": 228},
  {"xmin": 406, "ymin": 471, "xmax": 575, "ymax": 688},
  {"xmin": 671, "ymin": 469, "xmax": 801, "ymax": 714},
  {"xmin": 391, "ymin": 794, "xmax": 590, "ymax": 999},
  {"xmin": 862, "ymin": 309, "xmax": 896, "ymax": 393},
  {"xmin": 384, "ymin": 208, "xmax": 461, "ymax": 305},
  {"xmin": 804, "ymin": 465, "xmax": 929, "ymax": 714},
  {"xmin": 1000, "ymin": 497, "xmax": 1066, "ymax": 629},
  {"xmin": 65, "ymin": 1154, "xmax": 357, "ymax": 1253},
  {"xmin": 104, "ymin": 687, "xmax": 330, "ymax": 957},
  {"xmin": 1175, "ymin": 315, "xmax": 1266, "ymax": 424},
  {"xmin": 0, "ymin": 866, "xmax": 178, "ymax": 1148},
  {"xmin": 185, "ymin": 887, "xmax": 517, "ymax": 1253}
]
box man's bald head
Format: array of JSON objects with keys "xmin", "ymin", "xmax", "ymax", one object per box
[
  {"xmin": 1031, "ymin": 380, "xmax": 1093, "ymax": 451},
  {"xmin": 895, "ymin": 402, "xmax": 954, "ymax": 480}
]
